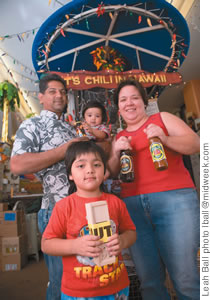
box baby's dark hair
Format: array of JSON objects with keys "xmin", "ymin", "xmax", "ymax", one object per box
[
  {"xmin": 82, "ymin": 101, "xmax": 107, "ymax": 123},
  {"xmin": 65, "ymin": 140, "xmax": 107, "ymax": 194},
  {"xmin": 113, "ymin": 78, "xmax": 148, "ymax": 107}
]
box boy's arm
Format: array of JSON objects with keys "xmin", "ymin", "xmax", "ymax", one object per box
[
  {"xmin": 41, "ymin": 234, "xmax": 102, "ymax": 257},
  {"xmin": 119, "ymin": 230, "xmax": 137, "ymax": 249},
  {"xmin": 106, "ymin": 230, "xmax": 136, "ymax": 257}
]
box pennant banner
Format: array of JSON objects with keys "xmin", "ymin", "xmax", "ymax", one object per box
[{"xmin": 49, "ymin": 70, "xmax": 182, "ymax": 90}]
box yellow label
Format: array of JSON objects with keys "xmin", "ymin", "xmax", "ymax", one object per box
[
  {"xmin": 150, "ymin": 142, "xmax": 166, "ymax": 162},
  {"xmin": 88, "ymin": 221, "xmax": 112, "ymax": 243}
]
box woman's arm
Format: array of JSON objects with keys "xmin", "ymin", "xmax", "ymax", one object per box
[
  {"xmin": 10, "ymin": 137, "xmax": 87, "ymax": 175},
  {"xmin": 144, "ymin": 112, "xmax": 200, "ymax": 155}
]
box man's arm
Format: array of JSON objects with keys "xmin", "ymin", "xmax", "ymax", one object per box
[{"xmin": 10, "ymin": 137, "xmax": 86, "ymax": 175}]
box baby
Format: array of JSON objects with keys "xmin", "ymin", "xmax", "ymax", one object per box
[{"xmin": 82, "ymin": 101, "xmax": 110, "ymax": 142}]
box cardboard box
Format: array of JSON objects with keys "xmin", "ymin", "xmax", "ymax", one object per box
[
  {"xmin": 1, "ymin": 210, "xmax": 25, "ymax": 224},
  {"xmin": 0, "ymin": 252, "xmax": 27, "ymax": 271},
  {"xmin": 0, "ymin": 236, "xmax": 25, "ymax": 255},
  {"xmin": 0, "ymin": 203, "xmax": 8, "ymax": 211},
  {"xmin": 0, "ymin": 222, "xmax": 26, "ymax": 237},
  {"xmin": 0, "ymin": 211, "xmax": 4, "ymax": 224}
]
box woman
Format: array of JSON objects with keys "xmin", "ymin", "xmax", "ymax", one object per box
[{"xmin": 108, "ymin": 78, "xmax": 200, "ymax": 300}]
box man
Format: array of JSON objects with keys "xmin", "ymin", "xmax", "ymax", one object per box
[{"xmin": 10, "ymin": 73, "xmax": 86, "ymax": 300}]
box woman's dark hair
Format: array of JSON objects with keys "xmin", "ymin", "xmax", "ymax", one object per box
[
  {"xmin": 113, "ymin": 78, "xmax": 148, "ymax": 107},
  {"xmin": 39, "ymin": 73, "xmax": 67, "ymax": 94},
  {"xmin": 82, "ymin": 101, "xmax": 107, "ymax": 123},
  {"xmin": 65, "ymin": 140, "xmax": 107, "ymax": 194}
]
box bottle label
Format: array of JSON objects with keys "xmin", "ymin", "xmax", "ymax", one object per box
[
  {"xmin": 120, "ymin": 154, "xmax": 133, "ymax": 174},
  {"xmin": 150, "ymin": 142, "xmax": 166, "ymax": 162}
]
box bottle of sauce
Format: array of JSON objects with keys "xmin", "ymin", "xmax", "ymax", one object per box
[
  {"xmin": 75, "ymin": 118, "xmax": 86, "ymax": 137},
  {"xmin": 120, "ymin": 149, "xmax": 135, "ymax": 182},
  {"xmin": 149, "ymin": 137, "xmax": 168, "ymax": 171}
]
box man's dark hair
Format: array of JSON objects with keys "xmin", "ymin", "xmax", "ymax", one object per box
[
  {"xmin": 113, "ymin": 78, "xmax": 148, "ymax": 107},
  {"xmin": 39, "ymin": 73, "xmax": 67, "ymax": 94},
  {"xmin": 65, "ymin": 140, "xmax": 107, "ymax": 194},
  {"xmin": 82, "ymin": 101, "xmax": 107, "ymax": 123}
]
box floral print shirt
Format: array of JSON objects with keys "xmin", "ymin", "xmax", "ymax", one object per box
[{"xmin": 11, "ymin": 110, "xmax": 77, "ymax": 210}]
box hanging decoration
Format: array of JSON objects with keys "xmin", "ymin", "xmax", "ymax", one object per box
[
  {"xmin": 0, "ymin": 27, "xmax": 38, "ymax": 42},
  {"xmin": 33, "ymin": 1, "xmax": 189, "ymax": 78},
  {"xmin": 90, "ymin": 46, "xmax": 125, "ymax": 71},
  {"xmin": 97, "ymin": 2, "xmax": 105, "ymax": 17},
  {"xmin": 0, "ymin": 81, "xmax": 20, "ymax": 144},
  {"xmin": 147, "ymin": 17, "xmax": 153, "ymax": 27},
  {"xmin": 32, "ymin": 0, "xmax": 190, "ymax": 100},
  {"xmin": 0, "ymin": 48, "xmax": 37, "ymax": 77}
]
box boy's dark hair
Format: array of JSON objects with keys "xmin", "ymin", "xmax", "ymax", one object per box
[
  {"xmin": 65, "ymin": 140, "xmax": 107, "ymax": 194},
  {"xmin": 113, "ymin": 78, "xmax": 148, "ymax": 107},
  {"xmin": 39, "ymin": 73, "xmax": 67, "ymax": 94},
  {"xmin": 82, "ymin": 101, "xmax": 107, "ymax": 123}
]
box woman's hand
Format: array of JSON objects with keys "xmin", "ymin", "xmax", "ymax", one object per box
[
  {"xmin": 144, "ymin": 112, "xmax": 200, "ymax": 155},
  {"xmin": 113, "ymin": 136, "xmax": 132, "ymax": 155},
  {"xmin": 144, "ymin": 123, "xmax": 167, "ymax": 144},
  {"xmin": 107, "ymin": 136, "xmax": 132, "ymax": 177}
]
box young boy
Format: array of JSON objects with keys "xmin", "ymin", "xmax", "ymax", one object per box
[{"xmin": 41, "ymin": 141, "xmax": 136, "ymax": 299}]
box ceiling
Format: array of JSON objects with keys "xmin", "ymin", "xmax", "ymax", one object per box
[{"xmin": 0, "ymin": 0, "xmax": 200, "ymax": 137}]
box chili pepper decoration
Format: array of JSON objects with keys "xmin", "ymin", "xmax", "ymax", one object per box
[
  {"xmin": 147, "ymin": 18, "xmax": 152, "ymax": 27},
  {"xmin": 45, "ymin": 44, "xmax": 51, "ymax": 52},
  {"xmin": 97, "ymin": 2, "xmax": 105, "ymax": 17},
  {"xmin": 60, "ymin": 28, "xmax": 66, "ymax": 37},
  {"xmin": 181, "ymin": 52, "xmax": 186, "ymax": 58},
  {"xmin": 42, "ymin": 49, "xmax": 48, "ymax": 58}
]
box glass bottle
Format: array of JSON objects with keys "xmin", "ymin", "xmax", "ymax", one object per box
[
  {"xmin": 120, "ymin": 149, "xmax": 135, "ymax": 182},
  {"xmin": 149, "ymin": 137, "xmax": 168, "ymax": 171}
]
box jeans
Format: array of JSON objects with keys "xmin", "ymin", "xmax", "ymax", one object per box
[
  {"xmin": 38, "ymin": 208, "xmax": 63, "ymax": 300},
  {"xmin": 123, "ymin": 188, "xmax": 200, "ymax": 300}
]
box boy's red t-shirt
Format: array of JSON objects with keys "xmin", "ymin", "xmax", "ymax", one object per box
[{"xmin": 43, "ymin": 192, "xmax": 136, "ymax": 297}]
